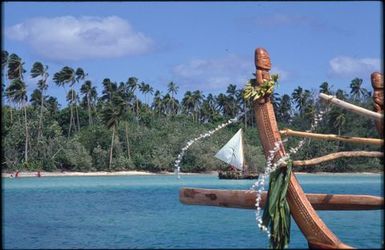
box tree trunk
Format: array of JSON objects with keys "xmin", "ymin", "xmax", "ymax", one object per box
[
  {"xmin": 74, "ymin": 88, "xmax": 80, "ymax": 132},
  {"xmin": 23, "ymin": 103, "xmax": 28, "ymax": 163},
  {"xmin": 10, "ymin": 107, "xmax": 13, "ymax": 124},
  {"xmin": 38, "ymin": 89, "xmax": 44, "ymax": 139},
  {"xmin": 87, "ymin": 94, "xmax": 92, "ymax": 126},
  {"xmin": 109, "ymin": 125, "xmax": 115, "ymax": 172},
  {"xmin": 75, "ymin": 102, "xmax": 80, "ymax": 131},
  {"xmin": 68, "ymin": 101, "xmax": 73, "ymax": 137},
  {"xmin": 125, "ymin": 122, "xmax": 131, "ymax": 160}
]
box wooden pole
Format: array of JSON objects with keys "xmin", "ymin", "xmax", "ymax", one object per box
[
  {"xmin": 280, "ymin": 129, "xmax": 383, "ymax": 146},
  {"xmin": 319, "ymin": 93, "xmax": 383, "ymax": 122},
  {"xmin": 180, "ymin": 188, "xmax": 384, "ymax": 210},
  {"xmin": 292, "ymin": 151, "xmax": 383, "ymax": 167}
]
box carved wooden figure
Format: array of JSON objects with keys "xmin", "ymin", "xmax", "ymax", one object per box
[
  {"xmin": 253, "ymin": 48, "xmax": 351, "ymax": 249},
  {"xmin": 371, "ymin": 72, "xmax": 384, "ymax": 138}
]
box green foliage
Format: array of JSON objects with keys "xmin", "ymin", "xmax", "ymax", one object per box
[
  {"xmin": 56, "ymin": 138, "xmax": 93, "ymax": 172},
  {"xmin": 262, "ymin": 162, "xmax": 292, "ymax": 249},
  {"xmin": 1, "ymin": 51, "xmax": 382, "ymax": 174}
]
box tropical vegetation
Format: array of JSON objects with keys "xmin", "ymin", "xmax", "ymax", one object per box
[{"xmin": 1, "ymin": 51, "xmax": 382, "ymax": 173}]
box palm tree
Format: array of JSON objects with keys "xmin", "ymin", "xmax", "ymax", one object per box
[
  {"xmin": 350, "ymin": 78, "xmax": 368, "ymax": 101},
  {"xmin": 53, "ymin": 66, "xmax": 85, "ymax": 134},
  {"xmin": 225, "ymin": 84, "xmax": 239, "ymax": 118},
  {"xmin": 139, "ymin": 82, "xmax": 153, "ymax": 106},
  {"xmin": 30, "ymin": 89, "xmax": 43, "ymax": 108},
  {"xmin": 319, "ymin": 82, "xmax": 332, "ymax": 95},
  {"xmin": 182, "ymin": 91, "xmax": 195, "ymax": 120},
  {"xmin": 80, "ymin": 80, "xmax": 97, "ymax": 126},
  {"xmin": 291, "ymin": 86, "xmax": 311, "ymax": 117},
  {"xmin": 45, "ymin": 96, "xmax": 60, "ymax": 115},
  {"xmin": 53, "ymin": 66, "xmax": 76, "ymax": 136},
  {"xmin": 2, "ymin": 50, "xmax": 9, "ymax": 101},
  {"xmin": 30, "ymin": 62, "xmax": 49, "ymax": 139},
  {"xmin": 2, "ymin": 50, "xmax": 8, "ymax": 77},
  {"xmin": 74, "ymin": 68, "xmax": 87, "ymax": 131},
  {"xmin": 6, "ymin": 78, "xmax": 29, "ymax": 164},
  {"xmin": 152, "ymin": 90, "xmax": 164, "ymax": 115},
  {"xmin": 279, "ymin": 94, "xmax": 292, "ymax": 123},
  {"xmin": 102, "ymin": 93, "xmax": 125, "ymax": 171},
  {"xmin": 270, "ymin": 92, "xmax": 281, "ymax": 117},
  {"xmin": 167, "ymin": 81, "xmax": 179, "ymax": 114},
  {"xmin": 6, "ymin": 53, "xmax": 26, "ymax": 124},
  {"xmin": 192, "ymin": 90, "xmax": 204, "ymax": 122},
  {"xmin": 335, "ymin": 89, "xmax": 347, "ymax": 100},
  {"xmin": 127, "ymin": 77, "xmax": 139, "ymax": 115}
]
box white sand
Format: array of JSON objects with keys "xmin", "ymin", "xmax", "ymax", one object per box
[{"xmin": 2, "ymin": 170, "xmax": 219, "ymax": 178}]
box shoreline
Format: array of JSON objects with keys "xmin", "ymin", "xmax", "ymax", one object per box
[{"xmin": 1, "ymin": 170, "xmax": 382, "ymax": 178}]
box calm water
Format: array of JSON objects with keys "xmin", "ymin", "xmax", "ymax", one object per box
[{"xmin": 2, "ymin": 174, "xmax": 383, "ymax": 249}]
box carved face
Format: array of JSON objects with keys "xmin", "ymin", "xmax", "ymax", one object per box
[
  {"xmin": 371, "ymin": 72, "xmax": 383, "ymax": 89},
  {"xmin": 255, "ymin": 48, "xmax": 271, "ymax": 70}
]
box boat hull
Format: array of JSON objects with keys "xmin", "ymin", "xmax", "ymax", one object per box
[{"xmin": 218, "ymin": 171, "xmax": 258, "ymax": 179}]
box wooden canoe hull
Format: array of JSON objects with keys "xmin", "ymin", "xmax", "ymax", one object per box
[{"xmin": 180, "ymin": 187, "xmax": 384, "ymax": 210}]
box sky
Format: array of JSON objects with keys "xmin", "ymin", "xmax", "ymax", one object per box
[{"xmin": 2, "ymin": 1, "xmax": 383, "ymax": 106}]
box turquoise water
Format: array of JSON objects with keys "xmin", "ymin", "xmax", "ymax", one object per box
[{"xmin": 2, "ymin": 174, "xmax": 383, "ymax": 249}]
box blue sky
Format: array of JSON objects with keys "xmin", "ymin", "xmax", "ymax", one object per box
[{"xmin": 2, "ymin": 1, "xmax": 383, "ymax": 106}]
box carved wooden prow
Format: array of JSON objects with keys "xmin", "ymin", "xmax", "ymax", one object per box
[
  {"xmin": 371, "ymin": 72, "xmax": 383, "ymax": 138},
  {"xmin": 253, "ymin": 48, "xmax": 351, "ymax": 249}
]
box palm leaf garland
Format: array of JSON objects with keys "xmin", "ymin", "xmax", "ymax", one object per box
[
  {"xmin": 243, "ymin": 74, "xmax": 279, "ymax": 101},
  {"xmin": 262, "ymin": 160, "xmax": 292, "ymax": 249}
]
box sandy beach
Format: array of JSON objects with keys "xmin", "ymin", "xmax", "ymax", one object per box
[
  {"xmin": 1, "ymin": 170, "xmax": 219, "ymax": 178},
  {"xmin": 2, "ymin": 170, "xmax": 381, "ymax": 178}
]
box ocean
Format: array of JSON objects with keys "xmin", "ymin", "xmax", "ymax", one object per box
[{"xmin": 2, "ymin": 174, "xmax": 383, "ymax": 249}]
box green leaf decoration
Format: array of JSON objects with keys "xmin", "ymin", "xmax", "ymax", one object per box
[
  {"xmin": 262, "ymin": 160, "xmax": 292, "ymax": 249},
  {"xmin": 242, "ymin": 74, "xmax": 279, "ymax": 102}
]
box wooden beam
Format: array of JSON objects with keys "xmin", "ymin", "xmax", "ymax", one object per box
[
  {"xmin": 319, "ymin": 93, "xmax": 383, "ymax": 122},
  {"xmin": 180, "ymin": 187, "xmax": 384, "ymax": 210},
  {"xmin": 280, "ymin": 129, "xmax": 383, "ymax": 146},
  {"xmin": 292, "ymin": 151, "xmax": 383, "ymax": 167}
]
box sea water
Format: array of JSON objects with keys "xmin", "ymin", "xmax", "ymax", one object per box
[{"xmin": 2, "ymin": 174, "xmax": 383, "ymax": 249}]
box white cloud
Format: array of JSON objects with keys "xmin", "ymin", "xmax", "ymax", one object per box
[
  {"xmin": 5, "ymin": 16, "xmax": 153, "ymax": 61},
  {"xmin": 172, "ymin": 55, "xmax": 254, "ymax": 91},
  {"xmin": 329, "ymin": 56, "xmax": 381, "ymax": 78}
]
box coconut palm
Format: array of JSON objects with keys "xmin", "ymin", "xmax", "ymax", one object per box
[
  {"xmin": 335, "ymin": 89, "xmax": 347, "ymax": 100},
  {"xmin": 80, "ymin": 80, "xmax": 97, "ymax": 126},
  {"xmin": 127, "ymin": 77, "xmax": 139, "ymax": 115},
  {"xmin": 279, "ymin": 94, "xmax": 292, "ymax": 123},
  {"xmin": 6, "ymin": 53, "xmax": 25, "ymax": 124},
  {"xmin": 2, "ymin": 50, "xmax": 8, "ymax": 77},
  {"xmin": 350, "ymin": 78, "xmax": 368, "ymax": 101},
  {"xmin": 53, "ymin": 66, "xmax": 76, "ymax": 136},
  {"xmin": 74, "ymin": 68, "xmax": 87, "ymax": 131},
  {"xmin": 30, "ymin": 62, "xmax": 49, "ymax": 139},
  {"xmin": 192, "ymin": 90, "xmax": 204, "ymax": 122},
  {"xmin": 30, "ymin": 89, "xmax": 43, "ymax": 108},
  {"xmin": 182, "ymin": 91, "xmax": 195, "ymax": 119},
  {"xmin": 102, "ymin": 93, "xmax": 125, "ymax": 171},
  {"xmin": 167, "ymin": 81, "xmax": 179, "ymax": 114},
  {"xmin": 6, "ymin": 78, "xmax": 29, "ymax": 163},
  {"xmin": 45, "ymin": 96, "xmax": 60, "ymax": 115},
  {"xmin": 140, "ymin": 82, "xmax": 153, "ymax": 106},
  {"xmin": 319, "ymin": 82, "xmax": 332, "ymax": 95},
  {"xmin": 53, "ymin": 66, "xmax": 86, "ymax": 134},
  {"xmin": 152, "ymin": 90, "xmax": 163, "ymax": 115},
  {"xmin": 225, "ymin": 84, "xmax": 239, "ymax": 117},
  {"xmin": 291, "ymin": 86, "xmax": 311, "ymax": 117},
  {"xmin": 270, "ymin": 92, "xmax": 281, "ymax": 117}
]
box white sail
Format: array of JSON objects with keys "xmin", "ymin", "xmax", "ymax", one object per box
[{"xmin": 214, "ymin": 128, "xmax": 244, "ymax": 170}]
